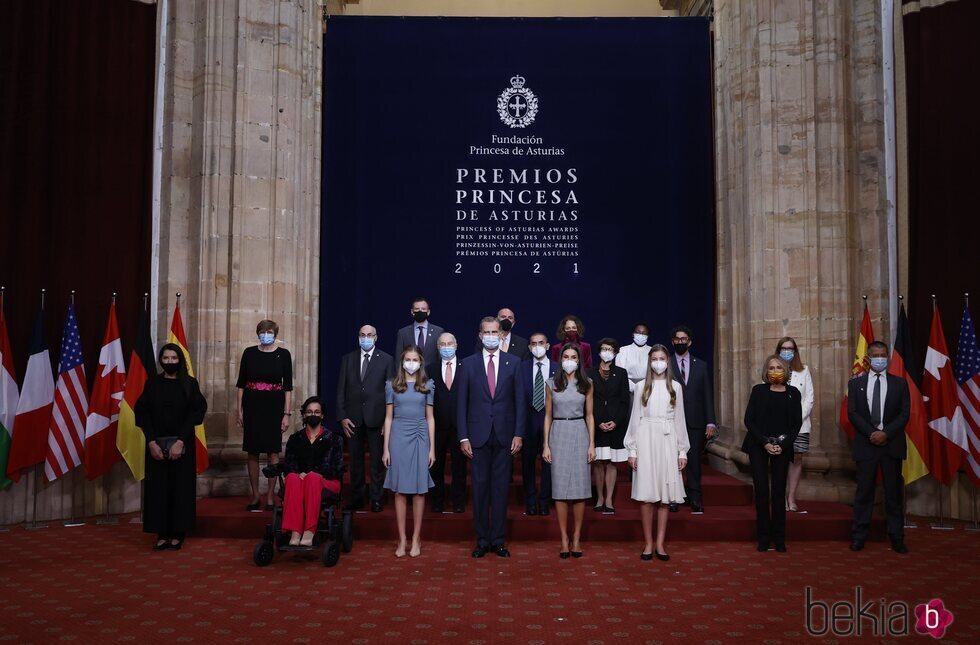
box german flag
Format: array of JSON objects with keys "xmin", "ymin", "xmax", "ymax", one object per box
[
  {"xmin": 168, "ymin": 301, "xmax": 208, "ymax": 473},
  {"xmin": 116, "ymin": 306, "xmax": 155, "ymax": 481},
  {"xmin": 888, "ymin": 303, "xmax": 930, "ymax": 484}
]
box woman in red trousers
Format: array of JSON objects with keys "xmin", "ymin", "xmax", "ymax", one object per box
[{"xmin": 281, "ymin": 396, "xmax": 345, "ymax": 546}]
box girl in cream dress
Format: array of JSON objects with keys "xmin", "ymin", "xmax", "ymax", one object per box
[{"xmin": 624, "ymin": 344, "xmax": 690, "ymax": 561}]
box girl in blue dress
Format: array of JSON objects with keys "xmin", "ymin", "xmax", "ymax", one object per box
[{"xmin": 382, "ymin": 345, "xmax": 435, "ymax": 558}]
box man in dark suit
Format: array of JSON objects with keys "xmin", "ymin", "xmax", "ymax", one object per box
[
  {"xmin": 670, "ymin": 325, "xmax": 717, "ymax": 514},
  {"xmin": 336, "ymin": 324, "xmax": 394, "ymax": 512},
  {"xmin": 395, "ymin": 297, "xmax": 444, "ymax": 366},
  {"xmin": 457, "ymin": 316, "xmax": 527, "ymax": 557},
  {"xmin": 847, "ymin": 340, "xmax": 910, "ymax": 553},
  {"xmin": 473, "ymin": 308, "xmax": 529, "ymax": 360},
  {"xmin": 427, "ymin": 332, "xmax": 467, "ymax": 514},
  {"xmin": 520, "ymin": 332, "xmax": 556, "ymax": 516}
]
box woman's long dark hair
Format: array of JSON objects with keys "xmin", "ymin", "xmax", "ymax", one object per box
[
  {"xmin": 158, "ymin": 342, "xmax": 193, "ymax": 398},
  {"xmin": 552, "ymin": 343, "xmax": 591, "ymax": 395}
]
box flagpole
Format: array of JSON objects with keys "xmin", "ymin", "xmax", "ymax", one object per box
[
  {"xmin": 0, "ymin": 287, "xmax": 7, "ymax": 533},
  {"xmin": 96, "ymin": 292, "xmax": 121, "ymax": 526},
  {"xmin": 897, "ymin": 295, "xmax": 918, "ymax": 529},
  {"xmin": 59, "ymin": 291, "xmax": 85, "ymax": 528},
  {"xmin": 129, "ymin": 292, "xmax": 149, "ymax": 525},
  {"xmin": 929, "ymin": 295, "xmax": 954, "ymax": 530},
  {"xmin": 26, "ymin": 289, "xmax": 48, "ymax": 531},
  {"xmin": 961, "ymin": 292, "xmax": 980, "ymax": 533}
]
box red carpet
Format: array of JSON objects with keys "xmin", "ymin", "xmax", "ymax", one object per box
[{"xmin": 0, "ymin": 522, "xmax": 977, "ymax": 643}]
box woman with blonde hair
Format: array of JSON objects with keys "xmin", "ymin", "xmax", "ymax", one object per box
[
  {"xmin": 774, "ymin": 337, "xmax": 814, "ymax": 512},
  {"xmin": 624, "ymin": 344, "xmax": 688, "ymax": 561},
  {"xmin": 742, "ymin": 355, "xmax": 802, "ymax": 552},
  {"xmin": 382, "ymin": 345, "xmax": 435, "ymax": 558}
]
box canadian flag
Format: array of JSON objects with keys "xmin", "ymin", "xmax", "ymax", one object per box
[
  {"xmin": 921, "ymin": 304, "xmax": 969, "ymax": 485},
  {"xmin": 83, "ymin": 302, "xmax": 126, "ymax": 480}
]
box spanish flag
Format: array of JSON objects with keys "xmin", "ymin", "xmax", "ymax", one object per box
[
  {"xmin": 888, "ymin": 303, "xmax": 930, "ymax": 484},
  {"xmin": 116, "ymin": 306, "xmax": 154, "ymax": 481},
  {"xmin": 169, "ymin": 301, "xmax": 209, "ymax": 473},
  {"xmin": 839, "ymin": 304, "xmax": 874, "ymax": 440}
]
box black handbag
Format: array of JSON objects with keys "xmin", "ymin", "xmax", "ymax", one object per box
[{"xmin": 156, "ymin": 436, "xmax": 181, "ymax": 457}]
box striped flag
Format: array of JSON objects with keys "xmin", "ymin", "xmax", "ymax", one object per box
[
  {"xmin": 6, "ymin": 306, "xmax": 54, "ymax": 482},
  {"xmin": 44, "ymin": 303, "xmax": 89, "ymax": 482},
  {"xmin": 116, "ymin": 307, "xmax": 154, "ymax": 481},
  {"xmin": 0, "ymin": 302, "xmax": 19, "ymax": 490},
  {"xmin": 83, "ymin": 302, "xmax": 126, "ymax": 480},
  {"xmin": 840, "ymin": 304, "xmax": 874, "ymax": 440},
  {"xmin": 921, "ymin": 304, "xmax": 968, "ymax": 486},
  {"xmin": 954, "ymin": 304, "xmax": 980, "ymax": 487},
  {"xmin": 169, "ymin": 301, "xmax": 208, "ymax": 473},
  {"xmin": 888, "ymin": 303, "xmax": 930, "ymax": 484}
]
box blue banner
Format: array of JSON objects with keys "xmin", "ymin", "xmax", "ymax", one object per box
[{"xmin": 321, "ymin": 17, "xmax": 714, "ymax": 406}]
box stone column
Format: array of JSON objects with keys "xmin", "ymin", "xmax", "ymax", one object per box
[
  {"xmin": 159, "ymin": 0, "xmax": 323, "ymax": 494},
  {"xmin": 711, "ymin": 0, "xmax": 890, "ymax": 502}
]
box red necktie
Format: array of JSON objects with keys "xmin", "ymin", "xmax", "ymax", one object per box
[
  {"xmin": 487, "ymin": 354, "xmax": 496, "ymax": 398},
  {"xmin": 445, "ymin": 361, "xmax": 453, "ymax": 390}
]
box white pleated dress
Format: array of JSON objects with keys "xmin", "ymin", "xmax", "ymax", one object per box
[{"xmin": 624, "ymin": 379, "xmax": 690, "ymax": 504}]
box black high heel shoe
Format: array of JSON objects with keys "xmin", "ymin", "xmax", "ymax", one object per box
[
  {"xmin": 168, "ymin": 537, "xmax": 185, "ymax": 550},
  {"xmin": 153, "ymin": 538, "xmax": 169, "ymax": 551},
  {"xmin": 571, "ymin": 551, "xmax": 583, "ymax": 558},
  {"xmin": 655, "ymin": 551, "xmax": 670, "ymax": 561},
  {"xmin": 559, "ymin": 551, "xmax": 570, "ymax": 559},
  {"xmin": 640, "ymin": 552, "xmax": 653, "ymax": 561}
]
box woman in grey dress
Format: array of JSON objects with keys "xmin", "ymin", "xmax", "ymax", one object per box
[
  {"xmin": 382, "ymin": 346, "xmax": 435, "ymax": 558},
  {"xmin": 543, "ymin": 343, "xmax": 596, "ymax": 558}
]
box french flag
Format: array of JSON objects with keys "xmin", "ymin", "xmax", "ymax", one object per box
[{"xmin": 6, "ymin": 306, "xmax": 54, "ymax": 482}]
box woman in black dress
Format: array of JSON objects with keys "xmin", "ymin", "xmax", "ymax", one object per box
[
  {"xmin": 742, "ymin": 355, "xmax": 802, "ymax": 553},
  {"xmin": 586, "ymin": 338, "xmax": 632, "ymax": 514},
  {"xmin": 237, "ymin": 320, "xmax": 294, "ymax": 511},
  {"xmin": 136, "ymin": 343, "xmax": 208, "ymax": 550}
]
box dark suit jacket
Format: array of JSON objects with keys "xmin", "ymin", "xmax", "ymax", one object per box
[
  {"xmin": 395, "ymin": 322, "xmax": 445, "ymax": 366},
  {"xmin": 671, "ymin": 353, "xmax": 717, "ymax": 429},
  {"xmin": 586, "ymin": 365, "xmax": 632, "ymax": 429},
  {"xmin": 456, "ymin": 351, "xmax": 527, "ymax": 448},
  {"xmin": 473, "ymin": 333, "xmax": 529, "ymax": 360},
  {"xmin": 847, "ymin": 372, "xmax": 910, "ymax": 461},
  {"xmin": 741, "ymin": 383, "xmax": 802, "ymax": 453},
  {"xmin": 335, "ymin": 348, "xmax": 394, "ymax": 428},
  {"xmin": 427, "ymin": 359, "xmax": 458, "ymax": 432},
  {"xmin": 521, "ymin": 358, "xmax": 559, "ymax": 435}
]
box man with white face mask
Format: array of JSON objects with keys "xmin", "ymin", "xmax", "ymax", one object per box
[
  {"xmin": 520, "ymin": 332, "xmax": 558, "ymax": 516},
  {"xmin": 336, "ymin": 324, "xmax": 394, "ymax": 512}
]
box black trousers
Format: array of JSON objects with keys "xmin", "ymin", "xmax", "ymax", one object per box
[
  {"xmin": 430, "ymin": 424, "xmax": 467, "ymax": 508},
  {"xmin": 522, "ymin": 420, "xmax": 552, "ymax": 506},
  {"xmin": 471, "ymin": 432, "xmax": 512, "ymax": 547},
  {"xmin": 748, "ymin": 447, "xmax": 791, "ymax": 546},
  {"xmin": 348, "ymin": 425, "xmax": 384, "ymax": 505},
  {"xmin": 684, "ymin": 424, "xmax": 706, "ymax": 503},
  {"xmin": 852, "ymin": 454, "xmax": 904, "ymax": 543}
]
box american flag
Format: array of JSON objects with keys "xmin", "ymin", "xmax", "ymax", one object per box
[
  {"xmin": 956, "ymin": 304, "xmax": 980, "ymax": 486},
  {"xmin": 45, "ymin": 304, "xmax": 89, "ymax": 482}
]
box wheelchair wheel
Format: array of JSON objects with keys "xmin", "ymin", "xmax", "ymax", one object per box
[
  {"xmin": 322, "ymin": 540, "xmax": 340, "ymax": 567},
  {"xmin": 253, "ymin": 541, "xmax": 274, "ymax": 567},
  {"xmin": 341, "ymin": 510, "xmax": 353, "ymax": 553}
]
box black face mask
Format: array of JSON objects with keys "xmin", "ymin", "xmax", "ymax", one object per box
[
  {"xmin": 304, "ymin": 415, "xmax": 322, "ymax": 428},
  {"xmin": 499, "ymin": 319, "xmax": 513, "ymax": 332},
  {"xmin": 412, "ymin": 311, "xmax": 428, "ymax": 323},
  {"xmin": 161, "ymin": 362, "xmax": 179, "ymax": 375},
  {"xmin": 672, "ymin": 342, "xmax": 690, "ymax": 355}
]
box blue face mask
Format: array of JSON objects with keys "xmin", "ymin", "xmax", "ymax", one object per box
[
  {"xmin": 258, "ymin": 332, "xmax": 275, "ymax": 346},
  {"xmin": 439, "ymin": 346, "xmax": 456, "ymax": 360},
  {"xmin": 359, "ymin": 337, "xmax": 375, "ymax": 351},
  {"xmin": 779, "ymin": 350, "xmax": 795, "ymax": 363},
  {"xmin": 869, "ymin": 357, "xmax": 889, "ymax": 373},
  {"xmin": 481, "ymin": 335, "xmax": 500, "ymax": 350}
]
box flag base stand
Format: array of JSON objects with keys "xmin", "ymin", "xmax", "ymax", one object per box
[
  {"xmin": 97, "ymin": 516, "xmax": 119, "ymax": 525},
  {"xmin": 930, "ymin": 483, "xmax": 955, "ymax": 530},
  {"xmin": 903, "ymin": 514, "xmax": 917, "ymax": 529},
  {"xmin": 966, "ymin": 489, "xmax": 980, "ymax": 532},
  {"xmin": 96, "ymin": 478, "xmax": 118, "ymax": 524},
  {"xmin": 25, "ymin": 465, "xmax": 47, "ymax": 530},
  {"xmin": 25, "ymin": 521, "xmax": 48, "ymax": 530},
  {"xmin": 63, "ymin": 520, "xmax": 86, "ymax": 527}
]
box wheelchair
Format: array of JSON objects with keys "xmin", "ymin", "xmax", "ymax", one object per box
[{"xmin": 252, "ymin": 463, "xmax": 354, "ymax": 567}]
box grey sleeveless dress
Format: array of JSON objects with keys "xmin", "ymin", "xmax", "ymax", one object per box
[{"xmin": 547, "ymin": 377, "xmax": 591, "ymax": 500}]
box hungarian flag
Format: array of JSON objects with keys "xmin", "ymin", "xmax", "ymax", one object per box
[
  {"xmin": 44, "ymin": 303, "xmax": 89, "ymax": 482},
  {"xmin": 921, "ymin": 304, "xmax": 969, "ymax": 485},
  {"xmin": 83, "ymin": 302, "xmax": 126, "ymax": 479},
  {"xmin": 0, "ymin": 302, "xmax": 19, "ymax": 490},
  {"xmin": 169, "ymin": 301, "xmax": 208, "ymax": 473},
  {"xmin": 954, "ymin": 304, "xmax": 980, "ymax": 486},
  {"xmin": 840, "ymin": 304, "xmax": 874, "ymax": 440},
  {"xmin": 116, "ymin": 307, "xmax": 154, "ymax": 481},
  {"xmin": 6, "ymin": 306, "xmax": 54, "ymax": 482},
  {"xmin": 888, "ymin": 303, "xmax": 930, "ymax": 484}
]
